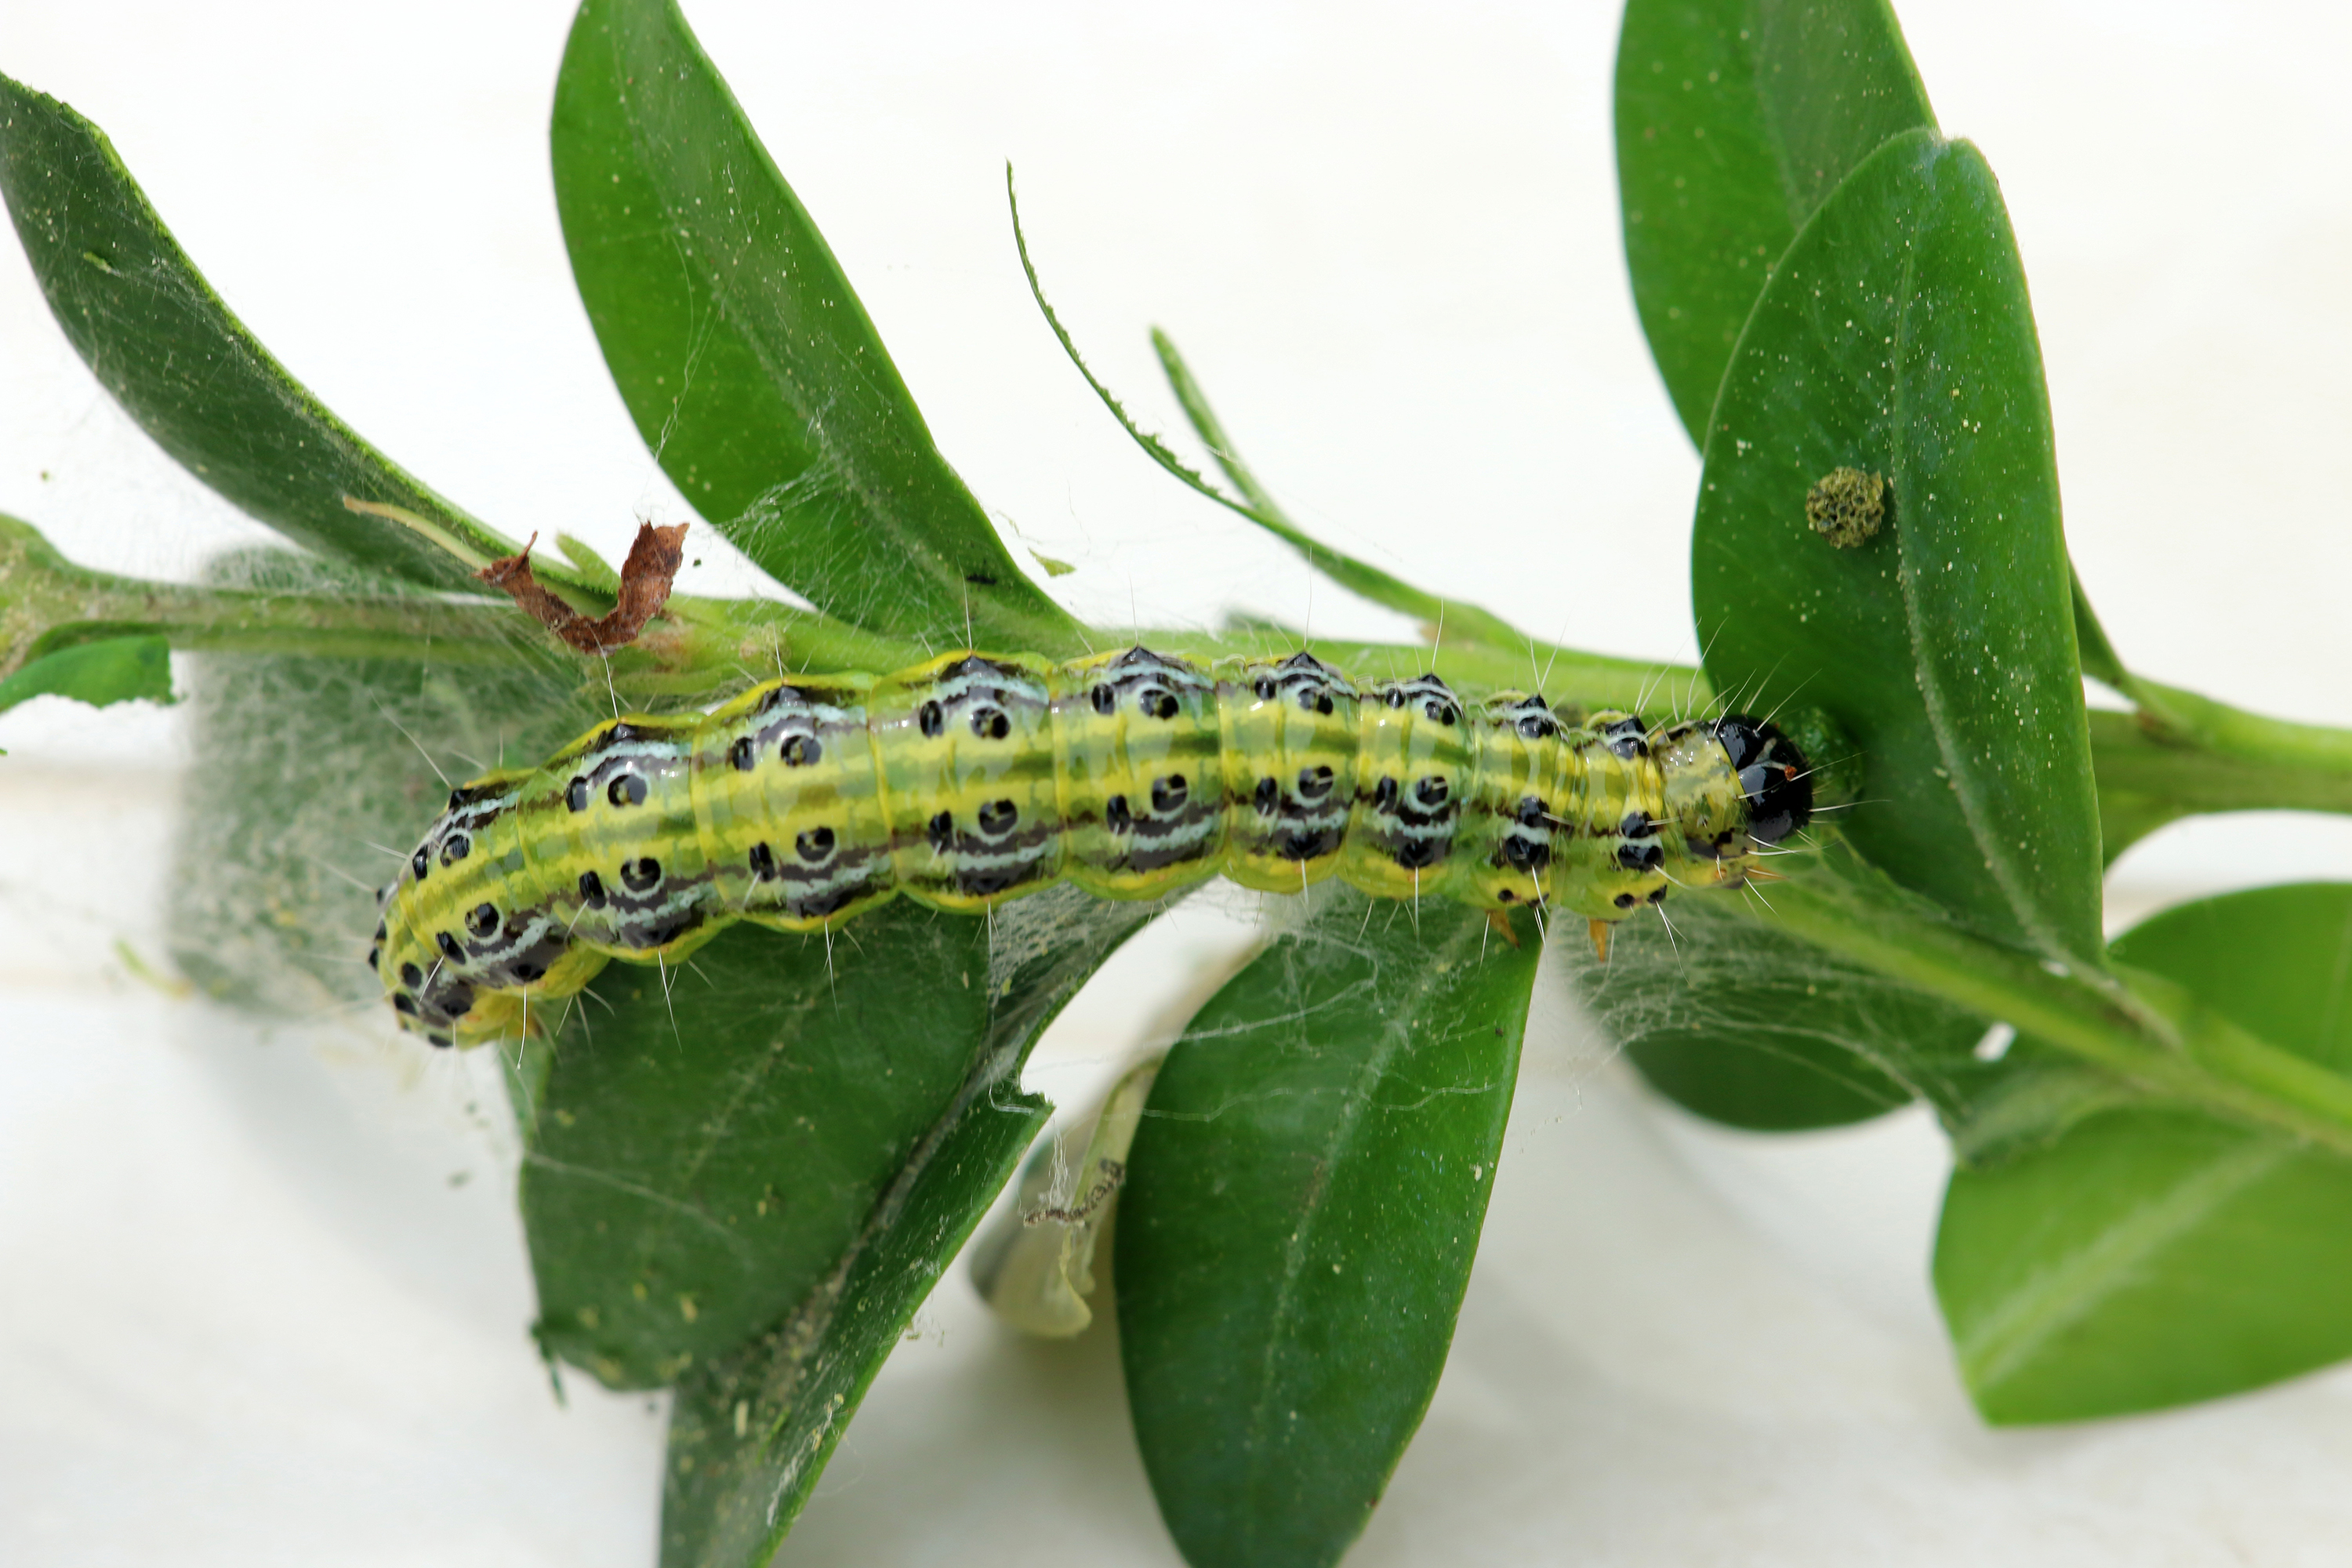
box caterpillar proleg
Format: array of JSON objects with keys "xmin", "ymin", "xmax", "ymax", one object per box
[{"xmin": 372, "ymin": 646, "xmax": 1811, "ymax": 1046}]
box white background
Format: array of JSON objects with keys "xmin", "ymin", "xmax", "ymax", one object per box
[{"xmin": 5, "ymin": 1, "xmax": 2352, "ymax": 1563}]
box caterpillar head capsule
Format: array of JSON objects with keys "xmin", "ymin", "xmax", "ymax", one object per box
[{"xmin": 1713, "ymin": 714, "xmax": 1813, "ymax": 845}]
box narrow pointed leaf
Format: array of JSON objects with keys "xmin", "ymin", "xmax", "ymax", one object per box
[
  {"xmin": 1007, "ymin": 197, "xmax": 1525, "ymax": 651},
  {"xmin": 1614, "ymin": 0, "xmax": 1934, "ymax": 441},
  {"xmin": 1693, "ymin": 131, "xmax": 2101, "ymax": 967},
  {"xmin": 551, "ymin": 0, "xmax": 1080, "ymax": 652},
  {"xmin": 1936, "ymin": 883, "xmax": 2352, "ymax": 1423},
  {"xmin": 1117, "ymin": 895, "xmax": 1539, "ymax": 1568},
  {"xmin": 1148, "ymin": 329, "xmax": 1526, "ymax": 650},
  {"xmin": 0, "ymin": 75, "xmax": 521, "ymax": 590}
]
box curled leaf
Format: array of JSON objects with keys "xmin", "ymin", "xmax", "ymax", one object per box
[{"xmin": 969, "ymin": 1051, "xmax": 1162, "ymax": 1338}]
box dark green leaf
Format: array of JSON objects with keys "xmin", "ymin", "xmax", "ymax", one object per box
[
  {"xmin": 0, "ymin": 75, "xmax": 520, "ymax": 590},
  {"xmin": 1936, "ymin": 883, "xmax": 2352, "ymax": 1423},
  {"xmin": 1117, "ymin": 895, "xmax": 1540, "ymax": 1568},
  {"xmin": 1611, "ymin": 12, "xmax": 2098, "ymax": 1120},
  {"xmin": 1693, "ymin": 131, "xmax": 2102, "ymax": 967},
  {"xmin": 163, "ymin": 552, "xmax": 590, "ymax": 1015},
  {"xmin": 1612, "ymin": 2, "xmax": 2129, "ymax": 735},
  {"xmin": 1614, "ymin": 0, "xmax": 1933, "ymax": 441},
  {"xmin": 0, "ymin": 633, "xmax": 171, "ymax": 714},
  {"xmin": 1941, "ymin": 1047, "xmax": 2147, "ymax": 1170},
  {"xmin": 660, "ymin": 1072, "xmax": 1049, "ymax": 1566},
  {"xmin": 521, "ymin": 882, "xmax": 1155, "ymax": 1559},
  {"xmin": 526, "ymin": 885, "xmax": 1156, "ymax": 1387},
  {"xmin": 1588, "ymin": 891, "xmax": 1988, "ymax": 1131},
  {"xmin": 551, "ymin": 0, "xmax": 1080, "ymax": 652}
]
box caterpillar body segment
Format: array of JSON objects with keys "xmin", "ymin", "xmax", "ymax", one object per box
[{"xmin": 372, "ymin": 647, "xmax": 1813, "ymax": 1047}]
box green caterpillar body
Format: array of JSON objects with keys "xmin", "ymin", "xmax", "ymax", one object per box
[{"xmin": 373, "ymin": 647, "xmax": 1812, "ymax": 1046}]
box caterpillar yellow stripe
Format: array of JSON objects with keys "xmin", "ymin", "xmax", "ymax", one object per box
[{"xmin": 372, "ymin": 647, "xmax": 1812, "ymax": 1047}]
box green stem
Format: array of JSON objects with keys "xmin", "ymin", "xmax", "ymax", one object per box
[
  {"xmin": 2122, "ymin": 679, "xmax": 2352, "ymax": 776},
  {"xmin": 1756, "ymin": 845, "xmax": 2352, "ymax": 1157},
  {"xmin": 2, "ymin": 513, "xmax": 927, "ymax": 703},
  {"xmin": 2089, "ymin": 706, "xmax": 2352, "ymax": 862},
  {"xmin": 15, "ymin": 515, "xmax": 2352, "ymax": 840},
  {"xmin": 28, "ymin": 594, "xmax": 534, "ymax": 669},
  {"xmin": 3, "ymin": 518, "xmax": 528, "ymax": 673}
]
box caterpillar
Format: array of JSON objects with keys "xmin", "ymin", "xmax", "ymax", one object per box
[{"xmin": 372, "ymin": 646, "xmax": 1813, "ymax": 1047}]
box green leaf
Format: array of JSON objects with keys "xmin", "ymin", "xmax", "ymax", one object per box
[
  {"xmin": 1936, "ymin": 883, "xmax": 2352, "ymax": 1423},
  {"xmin": 1612, "ymin": 1, "xmax": 2127, "ymax": 748},
  {"xmin": 1614, "ymin": 0, "xmax": 1933, "ymax": 441},
  {"xmin": 525, "ymin": 885, "xmax": 1156, "ymax": 1387},
  {"xmin": 1692, "ymin": 131, "xmax": 2102, "ymax": 967},
  {"xmin": 1004, "ymin": 180, "xmax": 1525, "ymax": 653},
  {"xmin": 162, "ymin": 553, "xmax": 591, "ymax": 1016},
  {"xmin": 0, "ymin": 75, "xmax": 523, "ymax": 590},
  {"xmin": 550, "ymin": 0, "xmax": 1080, "ymax": 652},
  {"xmin": 1610, "ymin": 10, "xmax": 2065, "ymax": 1124},
  {"xmin": 659, "ymin": 1064, "xmax": 1049, "ymax": 1566},
  {"xmin": 1116, "ymin": 895, "xmax": 1540, "ymax": 1568},
  {"xmin": 0, "ymin": 633, "xmax": 171, "ymax": 714},
  {"xmin": 1590, "ymin": 891, "xmax": 1989, "ymax": 1131},
  {"xmin": 519, "ymin": 883, "xmax": 1156, "ymax": 1558},
  {"xmin": 1148, "ymin": 329, "xmax": 1526, "ymax": 651}
]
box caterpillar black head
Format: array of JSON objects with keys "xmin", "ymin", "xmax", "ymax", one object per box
[{"xmin": 1714, "ymin": 714, "xmax": 1813, "ymax": 845}]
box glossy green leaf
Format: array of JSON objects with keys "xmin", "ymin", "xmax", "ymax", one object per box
[
  {"xmin": 1613, "ymin": 0, "xmax": 2126, "ymax": 758},
  {"xmin": 1586, "ymin": 891, "xmax": 1989, "ymax": 1131},
  {"xmin": 657, "ymin": 1064, "xmax": 1049, "ymax": 1566},
  {"xmin": 521, "ymin": 883, "xmax": 1154, "ymax": 1559},
  {"xmin": 1614, "ymin": 0, "xmax": 1933, "ymax": 441},
  {"xmin": 0, "ymin": 633, "xmax": 170, "ymax": 714},
  {"xmin": 1693, "ymin": 130, "xmax": 2101, "ymax": 967},
  {"xmin": 1936, "ymin": 883, "xmax": 2352, "ymax": 1423},
  {"xmin": 1611, "ymin": 5, "xmax": 1997, "ymax": 1127},
  {"xmin": 162, "ymin": 552, "xmax": 590, "ymax": 1016},
  {"xmin": 551, "ymin": 0, "xmax": 1080, "ymax": 652},
  {"xmin": 0, "ymin": 76, "xmax": 521, "ymax": 590},
  {"xmin": 525, "ymin": 885, "xmax": 1156, "ymax": 1387},
  {"xmin": 1117, "ymin": 895, "xmax": 1540, "ymax": 1568}
]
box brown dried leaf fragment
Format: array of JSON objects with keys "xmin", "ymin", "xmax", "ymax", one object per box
[{"xmin": 477, "ymin": 522, "xmax": 688, "ymax": 652}]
